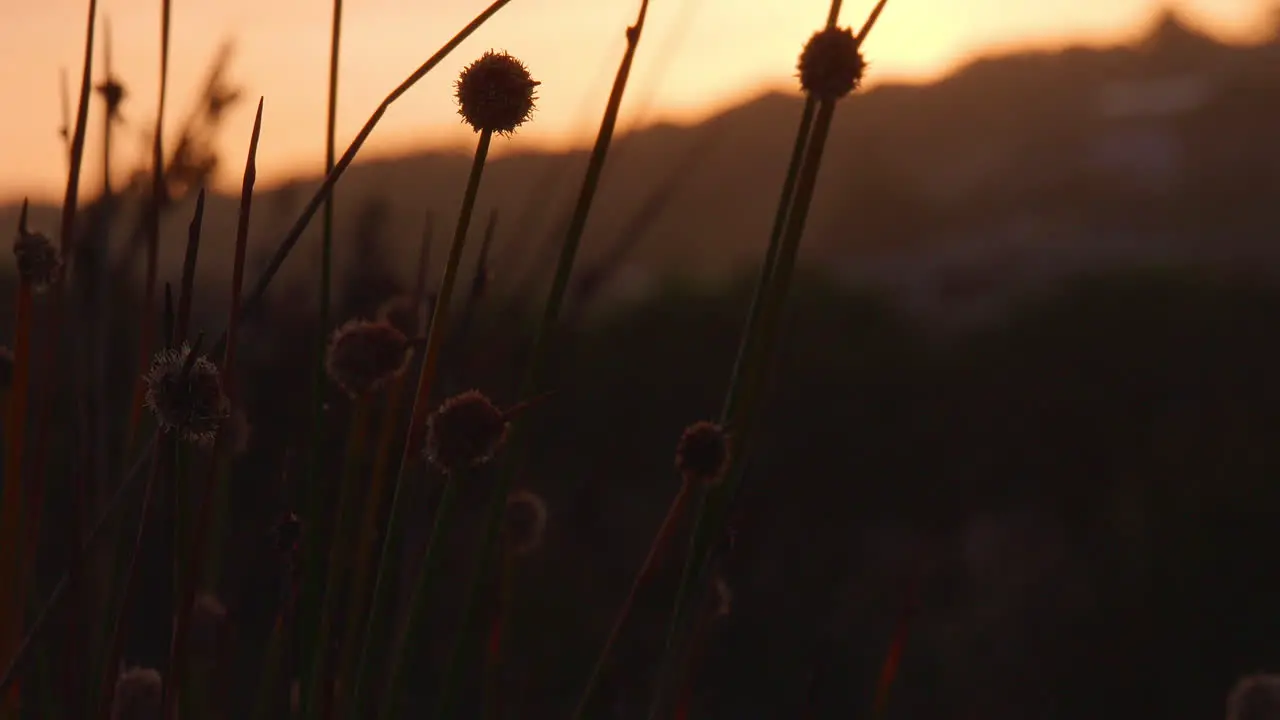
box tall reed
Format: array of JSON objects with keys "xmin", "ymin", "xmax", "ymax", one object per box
[{"xmin": 434, "ymin": 2, "xmax": 650, "ymax": 716}]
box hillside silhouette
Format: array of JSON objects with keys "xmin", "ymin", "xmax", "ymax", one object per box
[{"xmin": 6, "ymin": 9, "xmax": 1279, "ymax": 326}]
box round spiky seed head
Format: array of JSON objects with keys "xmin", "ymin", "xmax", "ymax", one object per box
[
  {"xmin": 1227, "ymin": 674, "xmax": 1280, "ymax": 720},
  {"xmin": 455, "ymin": 50, "xmax": 539, "ymax": 135},
  {"xmin": 325, "ymin": 319, "xmax": 411, "ymax": 398},
  {"xmin": 13, "ymin": 228, "xmax": 62, "ymax": 292},
  {"xmin": 798, "ymin": 26, "xmax": 866, "ymax": 100},
  {"xmin": 111, "ymin": 666, "xmax": 162, "ymax": 720},
  {"xmin": 144, "ymin": 344, "xmax": 229, "ymax": 447},
  {"xmin": 424, "ymin": 390, "xmax": 510, "ymax": 473},
  {"xmin": 504, "ymin": 489, "xmax": 548, "ymax": 556},
  {"xmin": 675, "ymin": 421, "xmax": 731, "ymax": 486},
  {"xmin": 0, "ymin": 345, "xmax": 12, "ymax": 389}
]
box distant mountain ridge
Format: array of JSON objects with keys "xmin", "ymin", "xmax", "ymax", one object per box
[{"xmin": 4, "ymin": 9, "xmax": 1279, "ymax": 325}]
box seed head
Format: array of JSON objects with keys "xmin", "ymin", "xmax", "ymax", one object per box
[
  {"xmin": 798, "ymin": 26, "xmax": 866, "ymax": 100},
  {"xmin": 424, "ymin": 390, "xmax": 510, "ymax": 474},
  {"xmin": 325, "ymin": 319, "xmax": 412, "ymax": 397},
  {"xmin": 455, "ymin": 50, "xmax": 539, "ymax": 135},
  {"xmin": 13, "ymin": 228, "xmax": 61, "ymax": 292},
  {"xmin": 504, "ymin": 489, "xmax": 548, "ymax": 556},
  {"xmin": 111, "ymin": 666, "xmax": 162, "ymax": 720},
  {"xmin": 144, "ymin": 344, "xmax": 229, "ymax": 446},
  {"xmin": 1228, "ymin": 674, "xmax": 1280, "ymax": 720},
  {"xmin": 0, "ymin": 345, "xmax": 12, "ymax": 389},
  {"xmin": 675, "ymin": 421, "xmax": 731, "ymax": 486}
]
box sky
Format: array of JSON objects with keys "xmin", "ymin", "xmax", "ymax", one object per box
[{"xmin": 0, "ymin": 0, "xmax": 1275, "ymax": 201}]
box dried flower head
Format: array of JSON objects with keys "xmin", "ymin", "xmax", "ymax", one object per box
[
  {"xmin": 0, "ymin": 345, "xmax": 12, "ymax": 389},
  {"xmin": 675, "ymin": 421, "xmax": 731, "ymax": 486},
  {"xmin": 325, "ymin": 319, "xmax": 411, "ymax": 397},
  {"xmin": 798, "ymin": 26, "xmax": 866, "ymax": 100},
  {"xmin": 455, "ymin": 50, "xmax": 539, "ymax": 135},
  {"xmin": 111, "ymin": 666, "xmax": 162, "ymax": 720},
  {"xmin": 425, "ymin": 390, "xmax": 510, "ymax": 474},
  {"xmin": 13, "ymin": 228, "xmax": 61, "ymax": 292},
  {"xmin": 144, "ymin": 344, "xmax": 229, "ymax": 446},
  {"xmin": 1227, "ymin": 673, "xmax": 1280, "ymax": 720},
  {"xmin": 504, "ymin": 489, "xmax": 548, "ymax": 556}
]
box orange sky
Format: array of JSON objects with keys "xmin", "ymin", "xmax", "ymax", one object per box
[{"xmin": 0, "ymin": 0, "xmax": 1274, "ymax": 202}]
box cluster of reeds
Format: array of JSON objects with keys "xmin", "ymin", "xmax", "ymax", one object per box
[{"xmin": 0, "ymin": 0, "xmax": 898, "ymax": 717}]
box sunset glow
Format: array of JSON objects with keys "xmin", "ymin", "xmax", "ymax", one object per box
[{"xmin": 0, "ymin": 0, "xmax": 1274, "ymax": 201}]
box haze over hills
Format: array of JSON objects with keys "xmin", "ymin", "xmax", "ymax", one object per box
[{"xmin": 4, "ymin": 9, "xmax": 1279, "ymax": 325}]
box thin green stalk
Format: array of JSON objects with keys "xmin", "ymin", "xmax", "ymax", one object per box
[
  {"xmin": 651, "ymin": 99, "xmax": 841, "ymax": 720},
  {"xmin": 126, "ymin": 0, "xmax": 171, "ymax": 451},
  {"xmin": 377, "ymin": 472, "xmax": 463, "ymax": 720},
  {"xmin": 250, "ymin": 578, "xmax": 298, "ymax": 720},
  {"xmin": 306, "ymin": 396, "xmax": 371, "ymax": 719},
  {"xmin": 334, "ymin": 214, "xmax": 433, "ymax": 719},
  {"xmin": 0, "ymin": 436, "xmax": 157, "ymax": 699},
  {"xmin": 348, "ymin": 129, "xmax": 494, "ymax": 717},
  {"xmin": 205, "ymin": 95, "xmax": 264, "ymax": 603},
  {"xmin": 435, "ymin": 4, "xmax": 649, "ymax": 716},
  {"xmin": 650, "ymin": 4, "xmax": 890, "ymax": 714},
  {"xmin": 569, "ymin": 483, "xmax": 692, "ymax": 719},
  {"xmin": 95, "ymin": 439, "xmax": 168, "ymax": 720},
  {"xmin": 300, "ymin": 1, "xmax": 345, "ymax": 705},
  {"xmin": 653, "ymin": 96, "xmax": 817, "ymax": 696}
]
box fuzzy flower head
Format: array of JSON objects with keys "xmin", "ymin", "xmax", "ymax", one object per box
[
  {"xmin": 455, "ymin": 50, "xmax": 539, "ymax": 135},
  {"xmin": 798, "ymin": 26, "xmax": 866, "ymax": 101},
  {"xmin": 0, "ymin": 345, "xmax": 12, "ymax": 389},
  {"xmin": 504, "ymin": 489, "xmax": 548, "ymax": 556},
  {"xmin": 13, "ymin": 228, "xmax": 61, "ymax": 292},
  {"xmin": 424, "ymin": 390, "xmax": 510, "ymax": 474},
  {"xmin": 1227, "ymin": 673, "xmax": 1280, "ymax": 720},
  {"xmin": 144, "ymin": 344, "xmax": 229, "ymax": 446},
  {"xmin": 111, "ymin": 666, "xmax": 162, "ymax": 720},
  {"xmin": 675, "ymin": 421, "xmax": 731, "ymax": 486},
  {"xmin": 325, "ymin": 319, "xmax": 412, "ymax": 397}
]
